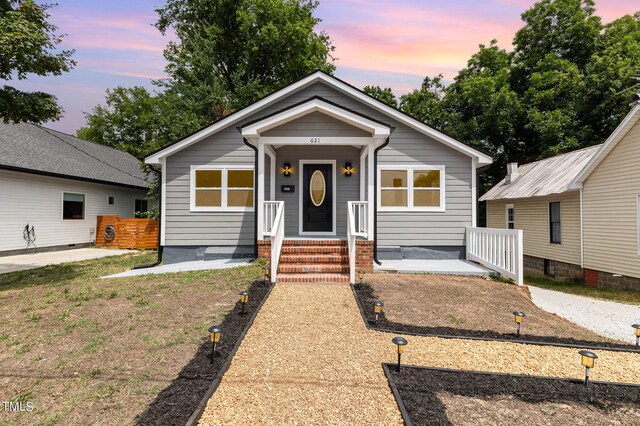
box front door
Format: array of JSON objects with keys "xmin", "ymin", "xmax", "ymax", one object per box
[{"xmin": 302, "ymin": 163, "xmax": 333, "ymax": 233}]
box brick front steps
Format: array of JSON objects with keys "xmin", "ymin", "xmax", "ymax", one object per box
[{"xmin": 277, "ymin": 240, "xmax": 350, "ymax": 283}]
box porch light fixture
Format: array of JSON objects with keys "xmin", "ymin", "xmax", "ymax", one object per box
[
  {"xmin": 239, "ymin": 291, "xmax": 249, "ymax": 316},
  {"xmin": 342, "ymin": 162, "xmax": 355, "ymax": 177},
  {"xmin": 209, "ymin": 325, "xmax": 222, "ymax": 364},
  {"xmin": 357, "ymin": 269, "xmax": 365, "ymax": 284},
  {"xmin": 282, "ymin": 163, "xmax": 293, "ymax": 177},
  {"xmin": 513, "ymin": 311, "xmax": 525, "ymax": 337},
  {"xmin": 392, "ymin": 336, "xmax": 408, "ymax": 372},
  {"xmin": 578, "ymin": 350, "xmax": 598, "ymax": 386},
  {"xmin": 373, "ymin": 300, "xmax": 384, "ymax": 325},
  {"xmin": 633, "ymin": 324, "xmax": 640, "ymax": 347}
]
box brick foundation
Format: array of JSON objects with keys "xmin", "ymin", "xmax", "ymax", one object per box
[
  {"xmin": 355, "ymin": 240, "xmax": 374, "ymax": 273},
  {"xmin": 523, "ymin": 255, "xmax": 583, "ymax": 282},
  {"xmin": 584, "ymin": 268, "xmax": 640, "ymax": 292},
  {"xmin": 257, "ymin": 240, "xmax": 271, "ymax": 263}
]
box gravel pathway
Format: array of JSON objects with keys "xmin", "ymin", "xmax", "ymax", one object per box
[
  {"xmin": 529, "ymin": 286, "xmax": 640, "ymax": 344},
  {"xmin": 198, "ymin": 284, "xmax": 640, "ymax": 425}
]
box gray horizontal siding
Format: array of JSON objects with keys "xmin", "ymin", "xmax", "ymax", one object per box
[{"xmin": 262, "ymin": 111, "xmax": 370, "ymax": 137}]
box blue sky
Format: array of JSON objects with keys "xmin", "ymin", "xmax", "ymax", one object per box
[{"xmin": 10, "ymin": 0, "xmax": 638, "ymax": 134}]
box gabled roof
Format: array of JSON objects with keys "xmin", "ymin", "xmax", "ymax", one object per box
[
  {"xmin": 571, "ymin": 103, "xmax": 640, "ymax": 186},
  {"xmin": 0, "ymin": 122, "xmax": 148, "ymax": 189},
  {"xmin": 479, "ymin": 145, "xmax": 602, "ymax": 201},
  {"xmin": 145, "ymin": 70, "xmax": 493, "ymax": 166}
]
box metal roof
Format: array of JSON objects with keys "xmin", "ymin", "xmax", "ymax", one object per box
[
  {"xmin": 480, "ymin": 145, "xmax": 602, "ymax": 201},
  {"xmin": 0, "ymin": 122, "xmax": 148, "ymax": 189}
]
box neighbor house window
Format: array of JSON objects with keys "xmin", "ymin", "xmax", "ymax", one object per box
[
  {"xmin": 191, "ymin": 166, "xmax": 254, "ymax": 211},
  {"xmin": 135, "ymin": 199, "xmax": 148, "ymax": 214},
  {"xmin": 63, "ymin": 192, "xmax": 85, "ymax": 220},
  {"xmin": 107, "ymin": 195, "xmax": 115, "ymax": 205},
  {"xmin": 506, "ymin": 204, "xmax": 515, "ymax": 229},
  {"xmin": 379, "ymin": 165, "xmax": 445, "ymax": 211},
  {"xmin": 549, "ymin": 202, "xmax": 561, "ymax": 244}
]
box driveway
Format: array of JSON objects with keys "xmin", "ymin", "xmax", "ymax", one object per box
[{"xmin": 0, "ymin": 248, "xmax": 134, "ymax": 274}]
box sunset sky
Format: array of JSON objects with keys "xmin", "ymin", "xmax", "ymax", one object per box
[{"xmin": 13, "ymin": 0, "xmax": 639, "ymax": 134}]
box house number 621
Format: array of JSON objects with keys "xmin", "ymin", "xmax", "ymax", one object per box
[{"xmin": 310, "ymin": 137, "xmax": 320, "ymax": 143}]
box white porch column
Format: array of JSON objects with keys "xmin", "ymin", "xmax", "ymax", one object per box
[
  {"xmin": 257, "ymin": 142, "xmax": 265, "ymax": 239},
  {"xmin": 359, "ymin": 146, "xmax": 368, "ymax": 202},
  {"xmin": 367, "ymin": 144, "xmax": 375, "ymax": 240}
]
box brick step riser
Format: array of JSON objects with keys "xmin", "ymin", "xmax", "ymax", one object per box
[
  {"xmin": 282, "ymin": 240, "xmax": 347, "ymax": 246},
  {"xmin": 278, "ymin": 265, "xmax": 350, "ymax": 274},
  {"xmin": 277, "ymin": 275, "xmax": 350, "ymax": 284},
  {"xmin": 279, "ymin": 256, "xmax": 349, "ymax": 265},
  {"xmin": 281, "ymin": 247, "xmax": 348, "ymax": 254}
]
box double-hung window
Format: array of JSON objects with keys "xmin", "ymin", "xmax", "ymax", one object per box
[
  {"xmin": 549, "ymin": 202, "xmax": 561, "ymax": 244},
  {"xmin": 506, "ymin": 204, "xmax": 515, "ymax": 229},
  {"xmin": 191, "ymin": 166, "xmax": 254, "ymax": 211},
  {"xmin": 378, "ymin": 165, "xmax": 445, "ymax": 211}
]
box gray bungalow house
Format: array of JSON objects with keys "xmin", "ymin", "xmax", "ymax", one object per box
[{"xmin": 146, "ymin": 71, "xmax": 494, "ymax": 283}]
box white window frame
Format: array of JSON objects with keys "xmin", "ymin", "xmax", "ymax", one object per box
[
  {"xmin": 107, "ymin": 195, "xmax": 115, "ymax": 206},
  {"xmin": 549, "ymin": 201, "xmax": 562, "ymax": 244},
  {"xmin": 190, "ymin": 165, "xmax": 255, "ymax": 212},
  {"xmin": 377, "ymin": 165, "xmax": 446, "ymax": 212},
  {"xmin": 506, "ymin": 203, "xmax": 515, "ymax": 229},
  {"xmin": 61, "ymin": 192, "xmax": 86, "ymax": 221}
]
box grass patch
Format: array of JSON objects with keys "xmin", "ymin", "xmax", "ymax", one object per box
[{"xmin": 525, "ymin": 276, "xmax": 640, "ymax": 305}]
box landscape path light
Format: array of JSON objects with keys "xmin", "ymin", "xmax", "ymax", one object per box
[
  {"xmin": 373, "ymin": 300, "xmax": 384, "ymax": 325},
  {"xmin": 578, "ymin": 350, "xmax": 598, "ymax": 386},
  {"xmin": 209, "ymin": 325, "xmax": 222, "ymax": 364},
  {"xmin": 239, "ymin": 291, "xmax": 249, "ymax": 316},
  {"xmin": 357, "ymin": 269, "xmax": 365, "ymax": 284},
  {"xmin": 261, "ymin": 264, "xmax": 270, "ymax": 285},
  {"xmin": 633, "ymin": 324, "xmax": 640, "ymax": 347},
  {"xmin": 392, "ymin": 336, "xmax": 408, "ymax": 372},
  {"xmin": 513, "ymin": 311, "xmax": 525, "ymax": 337}
]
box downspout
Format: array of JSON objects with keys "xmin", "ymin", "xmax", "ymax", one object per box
[
  {"xmin": 373, "ymin": 136, "xmax": 391, "ymax": 265},
  {"xmin": 243, "ymin": 137, "xmax": 259, "ymax": 260},
  {"xmin": 133, "ymin": 165, "xmax": 163, "ymax": 269}
]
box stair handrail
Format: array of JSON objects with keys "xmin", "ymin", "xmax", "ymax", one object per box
[{"xmin": 265, "ymin": 201, "xmax": 285, "ymax": 282}]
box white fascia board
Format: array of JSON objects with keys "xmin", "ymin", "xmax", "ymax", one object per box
[
  {"xmin": 242, "ymin": 98, "xmax": 391, "ymax": 138},
  {"xmin": 572, "ymin": 104, "xmax": 640, "ymax": 185}
]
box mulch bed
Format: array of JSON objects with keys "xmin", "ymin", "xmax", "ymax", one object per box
[
  {"xmin": 353, "ymin": 282, "xmax": 640, "ymax": 352},
  {"xmin": 134, "ymin": 280, "xmax": 273, "ymax": 426},
  {"xmin": 385, "ymin": 365, "xmax": 640, "ymax": 426}
]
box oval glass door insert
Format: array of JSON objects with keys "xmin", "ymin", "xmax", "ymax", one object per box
[{"xmin": 310, "ymin": 170, "xmax": 326, "ymax": 206}]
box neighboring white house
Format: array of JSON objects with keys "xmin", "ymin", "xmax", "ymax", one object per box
[
  {"xmin": 481, "ymin": 99, "xmax": 640, "ymax": 291},
  {"xmin": 146, "ymin": 71, "xmax": 496, "ymax": 283},
  {"xmin": 0, "ymin": 122, "xmax": 149, "ymax": 255}
]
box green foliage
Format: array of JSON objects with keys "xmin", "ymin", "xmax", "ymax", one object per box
[
  {"xmin": 400, "ymin": 75, "xmax": 448, "ymax": 130},
  {"xmin": 0, "ymin": 0, "xmax": 75, "ymax": 123},
  {"xmin": 363, "ymin": 85, "xmax": 398, "ymax": 108}
]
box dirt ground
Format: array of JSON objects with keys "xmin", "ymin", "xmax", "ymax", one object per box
[
  {"xmin": 0, "ymin": 253, "xmax": 260, "ymax": 426},
  {"xmin": 389, "ymin": 367, "xmax": 640, "ymax": 426},
  {"xmin": 365, "ymin": 273, "xmax": 620, "ymax": 345}
]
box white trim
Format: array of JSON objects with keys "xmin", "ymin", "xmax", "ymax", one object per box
[
  {"xmin": 505, "ymin": 203, "xmax": 514, "ymax": 229},
  {"xmin": 264, "ymin": 145, "xmax": 276, "ymax": 201},
  {"xmin": 257, "ymin": 136, "xmax": 376, "ymax": 146},
  {"xmin": 145, "ymin": 71, "xmax": 492, "ymax": 166},
  {"xmin": 359, "ymin": 146, "xmax": 368, "ymax": 202},
  {"xmin": 377, "ymin": 165, "xmax": 446, "ymax": 212},
  {"xmin": 471, "ymin": 157, "xmax": 477, "ymax": 227},
  {"xmin": 160, "ymin": 157, "xmax": 166, "ymax": 246},
  {"xmin": 549, "ymin": 201, "xmax": 562, "ymax": 245},
  {"xmin": 189, "ymin": 165, "xmax": 255, "ymax": 212},
  {"xmin": 580, "ymin": 188, "xmax": 584, "ymax": 266},
  {"xmin": 637, "ymin": 194, "xmax": 640, "ymax": 256},
  {"xmin": 572, "ymin": 103, "xmax": 640, "ymax": 186},
  {"xmin": 298, "ymin": 160, "xmax": 337, "ymax": 236},
  {"xmin": 242, "ymin": 97, "xmax": 391, "ymax": 138},
  {"xmin": 61, "ymin": 191, "xmax": 86, "ymax": 221}
]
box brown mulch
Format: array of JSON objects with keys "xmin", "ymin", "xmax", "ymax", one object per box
[
  {"xmin": 357, "ymin": 274, "xmax": 632, "ymax": 348},
  {"xmin": 388, "ymin": 367, "xmax": 640, "ymax": 425}
]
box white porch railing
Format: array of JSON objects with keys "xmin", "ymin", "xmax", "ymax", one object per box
[
  {"xmin": 466, "ymin": 227, "xmax": 523, "ymax": 286},
  {"xmin": 348, "ymin": 201, "xmax": 369, "ymax": 283},
  {"xmin": 263, "ymin": 201, "xmax": 285, "ymax": 282}
]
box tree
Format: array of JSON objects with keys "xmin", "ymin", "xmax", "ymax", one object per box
[
  {"xmin": 0, "ymin": 0, "xmax": 75, "ymax": 123},
  {"xmin": 155, "ymin": 0, "xmax": 335, "ymax": 123},
  {"xmin": 399, "ymin": 75, "xmax": 448, "ymax": 130},
  {"xmin": 362, "ymin": 85, "xmax": 397, "ymax": 108}
]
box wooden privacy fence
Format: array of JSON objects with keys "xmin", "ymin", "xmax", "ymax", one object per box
[{"xmin": 96, "ymin": 215, "xmax": 158, "ymax": 250}]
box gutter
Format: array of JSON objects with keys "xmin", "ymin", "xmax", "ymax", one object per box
[
  {"xmin": 243, "ymin": 137, "xmax": 259, "ymax": 260},
  {"xmin": 132, "ymin": 165, "xmax": 164, "ymax": 269},
  {"xmin": 373, "ymin": 136, "xmax": 391, "ymax": 265}
]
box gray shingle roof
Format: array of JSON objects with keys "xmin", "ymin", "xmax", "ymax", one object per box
[
  {"xmin": 479, "ymin": 145, "xmax": 602, "ymax": 201},
  {"xmin": 0, "ymin": 122, "xmax": 148, "ymax": 188}
]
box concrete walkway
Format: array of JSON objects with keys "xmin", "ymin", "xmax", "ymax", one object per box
[
  {"xmin": 104, "ymin": 259, "xmax": 251, "ymax": 278},
  {"xmin": 529, "ymin": 286, "xmax": 640, "ymax": 344},
  {"xmin": 198, "ymin": 284, "xmax": 640, "ymax": 425},
  {"xmin": 0, "ymin": 248, "xmax": 133, "ymax": 274},
  {"xmin": 375, "ymin": 259, "xmax": 493, "ymax": 275}
]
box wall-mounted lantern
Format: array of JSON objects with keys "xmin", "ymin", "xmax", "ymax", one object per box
[
  {"xmin": 343, "ymin": 162, "xmax": 355, "ymax": 177},
  {"xmin": 282, "ymin": 163, "xmax": 294, "ymax": 177}
]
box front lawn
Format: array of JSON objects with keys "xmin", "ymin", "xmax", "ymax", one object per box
[
  {"xmin": 525, "ymin": 276, "xmax": 640, "ymax": 306},
  {"xmin": 0, "ymin": 252, "xmax": 260, "ymax": 426}
]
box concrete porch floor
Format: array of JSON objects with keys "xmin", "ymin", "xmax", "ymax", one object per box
[{"xmin": 374, "ymin": 259, "xmax": 494, "ymax": 276}]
